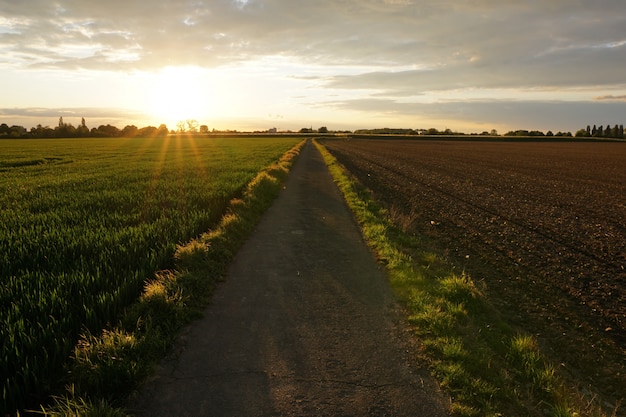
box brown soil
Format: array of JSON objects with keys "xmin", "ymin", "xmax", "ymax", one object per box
[
  {"xmin": 129, "ymin": 140, "xmax": 450, "ymax": 416},
  {"xmin": 321, "ymin": 137, "xmax": 626, "ymax": 413}
]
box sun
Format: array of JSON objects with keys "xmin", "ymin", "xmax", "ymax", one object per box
[{"xmin": 147, "ymin": 66, "xmax": 213, "ymax": 125}]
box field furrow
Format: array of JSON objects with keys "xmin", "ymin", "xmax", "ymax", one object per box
[{"xmin": 322, "ymin": 137, "xmax": 626, "ymax": 407}]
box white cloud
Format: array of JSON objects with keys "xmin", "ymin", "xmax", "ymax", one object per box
[{"xmin": 4, "ymin": 0, "xmax": 626, "ymax": 75}]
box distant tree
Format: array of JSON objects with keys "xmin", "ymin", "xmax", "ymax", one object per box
[
  {"xmin": 490, "ymin": 129, "xmax": 498, "ymax": 136},
  {"xmin": 95, "ymin": 124, "xmax": 120, "ymax": 137},
  {"xmin": 575, "ymin": 129, "xmax": 588, "ymax": 137},
  {"xmin": 586, "ymin": 125, "xmax": 591, "ymax": 136},
  {"xmin": 122, "ymin": 125, "xmax": 138, "ymax": 137},
  {"xmin": 611, "ymin": 124, "xmax": 619, "ymax": 138},
  {"xmin": 592, "ymin": 125, "xmax": 597, "ymax": 136},
  {"xmin": 77, "ymin": 118, "xmax": 89, "ymax": 137},
  {"xmin": 620, "ymin": 125, "xmax": 624, "ymax": 138},
  {"xmin": 176, "ymin": 121, "xmax": 186, "ymax": 133},
  {"xmin": 156, "ymin": 124, "xmax": 169, "ymax": 136},
  {"xmin": 318, "ymin": 126, "xmax": 328, "ymax": 133},
  {"xmin": 0, "ymin": 123, "xmax": 10, "ymax": 136},
  {"xmin": 546, "ymin": 130, "xmax": 554, "ymax": 136},
  {"xmin": 186, "ymin": 119, "xmax": 198, "ymax": 133},
  {"xmin": 199, "ymin": 125, "xmax": 209, "ymax": 134},
  {"xmin": 135, "ymin": 126, "xmax": 157, "ymax": 137},
  {"xmin": 9, "ymin": 125, "xmax": 27, "ymax": 138},
  {"xmin": 56, "ymin": 121, "xmax": 76, "ymax": 137}
]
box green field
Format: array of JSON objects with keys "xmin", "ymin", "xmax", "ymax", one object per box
[{"xmin": 0, "ymin": 136, "xmax": 300, "ymax": 412}]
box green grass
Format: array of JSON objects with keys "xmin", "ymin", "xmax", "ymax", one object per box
[
  {"xmin": 314, "ymin": 139, "xmax": 606, "ymax": 417},
  {"xmin": 0, "ymin": 136, "xmax": 301, "ymax": 414}
]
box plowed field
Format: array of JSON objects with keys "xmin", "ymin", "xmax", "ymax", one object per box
[{"xmin": 322, "ymin": 137, "xmax": 626, "ymax": 403}]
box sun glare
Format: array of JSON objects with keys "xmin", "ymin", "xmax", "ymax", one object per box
[{"xmin": 147, "ymin": 66, "xmax": 213, "ymax": 125}]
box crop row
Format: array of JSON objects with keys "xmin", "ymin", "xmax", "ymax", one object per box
[{"xmin": 0, "ymin": 136, "xmax": 299, "ymax": 412}]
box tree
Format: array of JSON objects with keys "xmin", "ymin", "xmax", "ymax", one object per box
[
  {"xmin": 95, "ymin": 124, "xmax": 120, "ymax": 137},
  {"xmin": 9, "ymin": 125, "xmax": 27, "ymax": 138},
  {"xmin": 186, "ymin": 119, "xmax": 198, "ymax": 133},
  {"xmin": 318, "ymin": 126, "xmax": 328, "ymax": 133},
  {"xmin": 199, "ymin": 125, "xmax": 209, "ymax": 134},
  {"xmin": 77, "ymin": 118, "xmax": 89, "ymax": 137},
  {"xmin": 136, "ymin": 126, "xmax": 157, "ymax": 137},
  {"xmin": 156, "ymin": 124, "xmax": 169, "ymax": 137},
  {"xmin": 122, "ymin": 125, "xmax": 138, "ymax": 137},
  {"xmin": 56, "ymin": 121, "xmax": 76, "ymax": 137}
]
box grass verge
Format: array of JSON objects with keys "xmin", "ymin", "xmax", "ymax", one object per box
[
  {"xmin": 314, "ymin": 139, "xmax": 610, "ymax": 417},
  {"xmin": 30, "ymin": 140, "xmax": 305, "ymax": 416}
]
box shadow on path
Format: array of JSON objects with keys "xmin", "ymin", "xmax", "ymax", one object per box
[{"xmin": 130, "ymin": 140, "xmax": 450, "ymax": 416}]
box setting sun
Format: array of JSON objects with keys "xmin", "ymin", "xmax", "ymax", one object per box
[{"xmin": 147, "ymin": 66, "xmax": 213, "ymax": 125}]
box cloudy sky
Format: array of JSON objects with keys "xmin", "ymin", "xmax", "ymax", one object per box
[{"xmin": 1, "ymin": 0, "xmax": 626, "ymax": 133}]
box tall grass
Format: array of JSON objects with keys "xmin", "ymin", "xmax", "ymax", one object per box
[{"xmin": 0, "ymin": 136, "xmax": 300, "ymax": 414}]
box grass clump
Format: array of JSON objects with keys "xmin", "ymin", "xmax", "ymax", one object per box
[
  {"xmin": 32, "ymin": 395, "xmax": 126, "ymax": 417},
  {"xmin": 314, "ymin": 139, "xmax": 601, "ymax": 417},
  {"xmin": 37, "ymin": 140, "xmax": 305, "ymax": 416}
]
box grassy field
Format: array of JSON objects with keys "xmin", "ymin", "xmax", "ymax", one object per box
[{"xmin": 0, "ymin": 136, "xmax": 300, "ymax": 413}]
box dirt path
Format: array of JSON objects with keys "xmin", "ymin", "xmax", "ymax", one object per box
[{"xmin": 130, "ymin": 140, "xmax": 449, "ymax": 416}]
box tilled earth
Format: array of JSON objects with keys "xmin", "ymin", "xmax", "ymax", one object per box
[{"xmin": 322, "ymin": 138, "xmax": 626, "ymax": 410}]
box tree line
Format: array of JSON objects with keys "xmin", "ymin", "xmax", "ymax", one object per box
[
  {"xmin": 574, "ymin": 124, "xmax": 625, "ymax": 139},
  {"xmin": 0, "ymin": 117, "xmax": 170, "ymax": 139},
  {"xmin": 3, "ymin": 117, "xmax": 625, "ymax": 139}
]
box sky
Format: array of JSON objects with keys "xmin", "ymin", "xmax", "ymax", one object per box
[{"xmin": 1, "ymin": 0, "xmax": 626, "ymax": 133}]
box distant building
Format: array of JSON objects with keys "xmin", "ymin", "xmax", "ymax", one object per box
[{"xmin": 268, "ymin": 127, "xmax": 277, "ymax": 133}]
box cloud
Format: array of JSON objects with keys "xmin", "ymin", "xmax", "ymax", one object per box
[
  {"xmin": 2, "ymin": 1, "xmax": 626, "ymax": 131},
  {"xmin": 3, "ymin": 0, "xmax": 626, "ymax": 74},
  {"xmin": 595, "ymin": 95, "xmax": 626, "ymax": 102},
  {"xmin": 326, "ymin": 98, "xmax": 626, "ymax": 131},
  {"xmin": 0, "ymin": 107, "xmax": 149, "ymax": 127}
]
